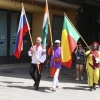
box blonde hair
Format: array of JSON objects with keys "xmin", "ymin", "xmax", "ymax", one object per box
[{"xmin": 36, "ymin": 37, "xmax": 42, "ymax": 42}]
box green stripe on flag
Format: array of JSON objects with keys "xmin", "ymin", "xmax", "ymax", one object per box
[
  {"xmin": 42, "ymin": 19, "xmax": 48, "ymax": 47},
  {"xmin": 63, "ymin": 16, "xmax": 80, "ymax": 42}
]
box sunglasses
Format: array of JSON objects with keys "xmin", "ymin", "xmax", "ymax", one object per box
[{"xmin": 78, "ymin": 46, "xmax": 82, "ymax": 47}]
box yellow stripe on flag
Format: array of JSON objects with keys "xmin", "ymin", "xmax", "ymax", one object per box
[{"xmin": 61, "ymin": 29, "xmax": 71, "ymax": 62}]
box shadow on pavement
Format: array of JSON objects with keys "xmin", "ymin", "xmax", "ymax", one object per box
[
  {"xmin": 63, "ymin": 86, "xmax": 88, "ymax": 91},
  {"xmin": 0, "ymin": 63, "xmax": 88, "ymax": 85},
  {"xmin": 7, "ymin": 85, "xmax": 52, "ymax": 93},
  {"xmin": 63, "ymin": 85, "xmax": 100, "ymax": 91},
  {"xmin": 0, "ymin": 81, "xmax": 24, "ymax": 84},
  {"xmin": 76, "ymin": 85, "xmax": 100, "ymax": 89},
  {"xmin": 76, "ymin": 85, "xmax": 89, "ymax": 88}
]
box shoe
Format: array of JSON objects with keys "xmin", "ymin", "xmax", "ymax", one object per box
[
  {"xmin": 35, "ymin": 86, "xmax": 39, "ymax": 91},
  {"xmin": 56, "ymin": 86, "xmax": 59, "ymax": 88},
  {"xmin": 75, "ymin": 78, "xmax": 79, "ymax": 81},
  {"xmin": 45, "ymin": 65, "xmax": 48, "ymax": 68},
  {"xmin": 50, "ymin": 88, "xmax": 56, "ymax": 92},
  {"xmin": 93, "ymin": 83, "xmax": 96, "ymax": 90},
  {"xmin": 94, "ymin": 87, "xmax": 96, "ymax": 90},
  {"xmin": 81, "ymin": 76, "xmax": 84, "ymax": 80},
  {"xmin": 89, "ymin": 86, "xmax": 93, "ymax": 91},
  {"xmin": 99, "ymin": 83, "xmax": 100, "ymax": 87}
]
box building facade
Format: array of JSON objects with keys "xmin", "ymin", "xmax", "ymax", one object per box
[{"xmin": 0, "ymin": 0, "xmax": 78, "ymax": 64}]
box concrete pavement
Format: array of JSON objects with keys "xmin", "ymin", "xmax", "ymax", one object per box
[{"xmin": 0, "ymin": 63, "xmax": 100, "ymax": 100}]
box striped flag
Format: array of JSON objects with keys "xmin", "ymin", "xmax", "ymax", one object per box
[
  {"xmin": 61, "ymin": 15, "xmax": 80, "ymax": 68},
  {"xmin": 13, "ymin": 4, "xmax": 30, "ymax": 59},
  {"xmin": 41, "ymin": 1, "xmax": 49, "ymax": 47}
]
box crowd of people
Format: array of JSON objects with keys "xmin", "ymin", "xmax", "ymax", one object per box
[{"xmin": 28, "ymin": 37, "xmax": 100, "ymax": 92}]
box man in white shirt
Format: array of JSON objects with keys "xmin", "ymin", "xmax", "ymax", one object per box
[{"xmin": 28, "ymin": 37, "xmax": 46, "ymax": 90}]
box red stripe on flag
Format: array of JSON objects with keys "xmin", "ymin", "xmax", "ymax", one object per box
[
  {"xmin": 68, "ymin": 34, "xmax": 77, "ymax": 53},
  {"xmin": 62, "ymin": 34, "xmax": 77, "ymax": 68},
  {"xmin": 62, "ymin": 59, "xmax": 72, "ymax": 68}
]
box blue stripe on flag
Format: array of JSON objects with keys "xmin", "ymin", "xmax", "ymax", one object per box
[
  {"xmin": 13, "ymin": 14, "xmax": 27, "ymax": 52},
  {"xmin": 19, "ymin": 15, "xmax": 27, "ymax": 32}
]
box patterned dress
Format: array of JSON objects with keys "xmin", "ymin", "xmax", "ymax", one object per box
[{"xmin": 76, "ymin": 49, "xmax": 85, "ymax": 65}]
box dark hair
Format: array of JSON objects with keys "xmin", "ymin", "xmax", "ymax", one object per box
[
  {"xmin": 78, "ymin": 44, "xmax": 83, "ymax": 49},
  {"xmin": 77, "ymin": 41, "xmax": 81, "ymax": 45}
]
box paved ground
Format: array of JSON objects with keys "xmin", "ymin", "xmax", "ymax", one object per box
[{"xmin": 0, "ymin": 63, "xmax": 100, "ymax": 100}]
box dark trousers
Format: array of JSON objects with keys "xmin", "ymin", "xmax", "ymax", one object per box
[{"xmin": 30, "ymin": 63, "xmax": 42, "ymax": 87}]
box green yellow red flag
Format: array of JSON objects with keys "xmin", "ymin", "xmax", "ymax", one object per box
[{"xmin": 61, "ymin": 15, "xmax": 80, "ymax": 68}]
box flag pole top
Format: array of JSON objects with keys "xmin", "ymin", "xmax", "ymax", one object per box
[
  {"xmin": 46, "ymin": 0, "xmax": 48, "ymax": 5},
  {"xmin": 22, "ymin": 3, "xmax": 24, "ymax": 7}
]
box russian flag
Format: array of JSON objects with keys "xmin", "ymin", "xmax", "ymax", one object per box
[{"xmin": 13, "ymin": 4, "xmax": 30, "ymax": 59}]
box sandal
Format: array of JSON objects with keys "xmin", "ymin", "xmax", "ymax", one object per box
[
  {"xmin": 56, "ymin": 86, "xmax": 59, "ymax": 88},
  {"xmin": 50, "ymin": 88, "xmax": 56, "ymax": 92}
]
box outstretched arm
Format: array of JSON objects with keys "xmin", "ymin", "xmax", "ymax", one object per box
[
  {"xmin": 75, "ymin": 46, "xmax": 78, "ymax": 54},
  {"xmin": 85, "ymin": 50, "xmax": 91, "ymax": 59}
]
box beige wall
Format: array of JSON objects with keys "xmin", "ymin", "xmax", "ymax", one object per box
[
  {"xmin": 32, "ymin": 12, "xmax": 44, "ymax": 43},
  {"xmin": 68, "ymin": 9, "xmax": 77, "ymax": 26},
  {"xmin": 0, "ymin": 0, "xmax": 43, "ymax": 12},
  {"xmin": 32, "ymin": 7, "xmax": 77, "ymax": 44}
]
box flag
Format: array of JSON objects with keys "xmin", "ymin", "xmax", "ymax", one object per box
[
  {"xmin": 61, "ymin": 15, "xmax": 80, "ymax": 68},
  {"xmin": 42, "ymin": 1, "xmax": 49, "ymax": 47},
  {"xmin": 13, "ymin": 4, "xmax": 30, "ymax": 59}
]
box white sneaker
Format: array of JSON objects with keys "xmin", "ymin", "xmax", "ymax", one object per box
[
  {"xmin": 75, "ymin": 78, "xmax": 79, "ymax": 81},
  {"xmin": 81, "ymin": 76, "xmax": 84, "ymax": 80}
]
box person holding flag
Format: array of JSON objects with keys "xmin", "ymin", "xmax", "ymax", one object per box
[
  {"xmin": 28, "ymin": 37, "xmax": 46, "ymax": 91},
  {"xmin": 85, "ymin": 42, "xmax": 100, "ymax": 91},
  {"xmin": 41, "ymin": 0, "xmax": 55, "ymax": 78},
  {"xmin": 48, "ymin": 40, "xmax": 62, "ymax": 92}
]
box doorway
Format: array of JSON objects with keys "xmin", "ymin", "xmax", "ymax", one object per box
[
  {"xmin": 52, "ymin": 15, "xmax": 64, "ymax": 42},
  {"xmin": 0, "ymin": 10, "xmax": 7, "ymax": 64}
]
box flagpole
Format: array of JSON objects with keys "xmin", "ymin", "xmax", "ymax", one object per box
[
  {"xmin": 22, "ymin": 3, "xmax": 40, "ymax": 74},
  {"xmin": 46, "ymin": 0, "xmax": 55, "ymax": 65},
  {"xmin": 64, "ymin": 13, "xmax": 91, "ymax": 50},
  {"xmin": 46, "ymin": 0, "xmax": 53, "ymax": 44},
  {"xmin": 28, "ymin": 31, "xmax": 41, "ymax": 74}
]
